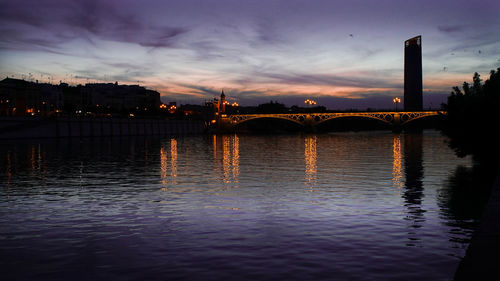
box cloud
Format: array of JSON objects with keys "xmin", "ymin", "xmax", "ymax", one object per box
[
  {"xmin": 0, "ymin": 0, "xmax": 188, "ymax": 52},
  {"xmin": 233, "ymin": 70, "xmax": 402, "ymax": 90},
  {"xmin": 177, "ymin": 83, "xmax": 221, "ymax": 97},
  {"xmin": 437, "ymin": 25, "xmax": 465, "ymax": 33}
]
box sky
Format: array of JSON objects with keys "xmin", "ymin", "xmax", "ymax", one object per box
[{"xmin": 1, "ymin": 0, "xmax": 499, "ymax": 109}]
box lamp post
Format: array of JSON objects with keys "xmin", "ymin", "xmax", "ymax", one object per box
[
  {"xmin": 393, "ymin": 97, "xmax": 401, "ymax": 111},
  {"xmin": 304, "ymin": 99, "xmax": 317, "ymax": 106}
]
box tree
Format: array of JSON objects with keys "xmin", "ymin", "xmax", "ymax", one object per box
[
  {"xmin": 256, "ymin": 101, "xmax": 287, "ymax": 114},
  {"xmin": 442, "ymin": 68, "xmax": 500, "ymax": 162}
]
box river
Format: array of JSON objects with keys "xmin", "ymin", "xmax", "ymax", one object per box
[{"xmin": 0, "ymin": 131, "xmax": 484, "ymax": 280}]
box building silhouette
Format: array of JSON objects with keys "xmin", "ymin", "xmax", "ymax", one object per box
[
  {"xmin": 0, "ymin": 78, "xmax": 160, "ymax": 117},
  {"xmin": 404, "ymin": 36, "xmax": 423, "ymax": 111},
  {"xmin": 220, "ymin": 90, "xmax": 226, "ymax": 113}
]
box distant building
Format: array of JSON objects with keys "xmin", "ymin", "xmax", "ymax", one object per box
[
  {"xmin": 204, "ymin": 90, "xmax": 228, "ymax": 115},
  {"xmin": 0, "ymin": 78, "xmax": 63, "ymax": 116},
  {"xmin": 404, "ymin": 36, "xmax": 423, "ymax": 111},
  {"xmin": 0, "ymin": 78, "xmax": 160, "ymax": 117},
  {"xmin": 84, "ymin": 82, "xmax": 160, "ymax": 113}
]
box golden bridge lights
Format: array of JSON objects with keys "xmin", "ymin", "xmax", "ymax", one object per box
[
  {"xmin": 304, "ymin": 99, "xmax": 317, "ymax": 106},
  {"xmin": 231, "ymin": 102, "xmax": 239, "ymax": 107}
]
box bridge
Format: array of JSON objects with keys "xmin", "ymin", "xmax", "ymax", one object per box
[{"xmin": 217, "ymin": 111, "xmax": 446, "ymax": 132}]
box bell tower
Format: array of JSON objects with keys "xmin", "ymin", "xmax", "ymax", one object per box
[{"xmin": 220, "ymin": 90, "xmax": 226, "ymax": 113}]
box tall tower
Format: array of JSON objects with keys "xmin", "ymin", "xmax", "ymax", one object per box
[
  {"xmin": 220, "ymin": 90, "xmax": 226, "ymax": 113},
  {"xmin": 404, "ymin": 35, "xmax": 423, "ymax": 111}
]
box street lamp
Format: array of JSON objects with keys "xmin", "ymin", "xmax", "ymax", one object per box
[
  {"xmin": 305, "ymin": 99, "xmax": 317, "ymax": 106},
  {"xmin": 393, "ymin": 97, "xmax": 401, "ymax": 111}
]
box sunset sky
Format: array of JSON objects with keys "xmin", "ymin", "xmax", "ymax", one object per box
[{"xmin": 1, "ymin": 0, "xmax": 499, "ymax": 109}]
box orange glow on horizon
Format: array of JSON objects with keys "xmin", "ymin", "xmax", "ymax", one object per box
[{"xmin": 19, "ymin": 70, "xmax": 476, "ymax": 107}]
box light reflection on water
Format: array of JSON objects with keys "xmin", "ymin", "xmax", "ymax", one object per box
[
  {"xmin": 393, "ymin": 134, "xmax": 403, "ymax": 190},
  {"xmin": 0, "ymin": 131, "xmax": 484, "ymax": 280},
  {"xmin": 305, "ymin": 135, "xmax": 317, "ymax": 191}
]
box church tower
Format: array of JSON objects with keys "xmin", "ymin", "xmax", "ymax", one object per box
[{"xmin": 220, "ymin": 90, "xmax": 226, "ymax": 113}]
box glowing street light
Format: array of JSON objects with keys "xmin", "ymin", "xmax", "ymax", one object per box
[
  {"xmin": 304, "ymin": 99, "xmax": 317, "ymax": 106},
  {"xmin": 393, "ymin": 97, "xmax": 401, "ymax": 111}
]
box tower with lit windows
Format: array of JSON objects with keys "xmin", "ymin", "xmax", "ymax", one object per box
[{"xmin": 404, "ymin": 35, "xmax": 423, "ymax": 111}]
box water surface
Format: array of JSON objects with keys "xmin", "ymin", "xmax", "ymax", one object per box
[{"xmin": 0, "ymin": 131, "xmax": 481, "ymax": 280}]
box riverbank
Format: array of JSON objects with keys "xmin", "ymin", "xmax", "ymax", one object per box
[
  {"xmin": 454, "ymin": 175, "xmax": 500, "ymax": 280},
  {"xmin": 0, "ymin": 117, "xmax": 206, "ymax": 139}
]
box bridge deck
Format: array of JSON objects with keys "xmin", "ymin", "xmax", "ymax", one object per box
[{"xmin": 223, "ymin": 111, "xmax": 446, "ymax": 127}]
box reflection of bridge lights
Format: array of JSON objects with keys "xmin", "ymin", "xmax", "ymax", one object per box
[
  {"xmin": 159, "ymin": 139, "xmax": 178, "ymax": 190},
  {"xmin": 160, "ymin": 147, "xmax": 168, "ymax": 187},
  {"xmin": 218, "ymin": 134, "xmax": 240, "ymax": 185},
  {"xmin": 393, "ymin": 134, "xmax": 403, "ymax": 190},
  {"xmin": 304, "ymin": 99, "xmax": 317, "ymax": 105},
  {"xmin": 232, "ymin": 134, "xmax": 239, "ymax": 182},
  {"xmin": 170, "ymin": 139, "xmax": 178, "ymax": 180},
  {"xmin": 305, "ymin": 136, "xmax": 317, "ymax": 190}
]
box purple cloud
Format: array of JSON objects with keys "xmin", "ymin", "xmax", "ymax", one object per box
[
  {"xmin": 437, "ymin": 25, "xmax": 465, "ymax": 33},
  {"xmin": 0, "ymin": 0, "xmax": 188, "ymax": 51}
]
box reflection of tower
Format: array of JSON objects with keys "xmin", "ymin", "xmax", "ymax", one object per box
[
  {"xmin": 403, "ymin": 133, "xmax": 425, "ymax": 238},
  {"xmin": 220, "ymin": 90, "xmax": 226, "ymax": 113},
  {"xmin": 404, "ymin": 36, "xmax": 423, "ymax": 111}
]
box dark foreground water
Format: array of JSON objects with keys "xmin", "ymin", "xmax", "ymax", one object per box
[{"xmin": 0, "ymin": 131, "xmax": 485, "ymax": 280}]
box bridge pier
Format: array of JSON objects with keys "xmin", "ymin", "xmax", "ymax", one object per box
[
  {"xmin": 304, "ymin": 115, "xmax": 317, "ymax": 132},
  {"xmin": 392, "ymin": 113, "xmax": 402, "ymax": 133}
]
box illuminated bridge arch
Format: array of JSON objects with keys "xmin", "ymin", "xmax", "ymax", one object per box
[
  {"xmin": 223, "ymin": 111, "xmax": 445, "ymax": 129},
  {"xmin": 228, "ymin": 114, "xmax": 307, "ymax": 127},
  {"xmin": 312, "ymin": 111, "xmax": 444, "ymax": 126}
]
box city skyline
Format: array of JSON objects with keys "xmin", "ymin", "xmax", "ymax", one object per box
[{"xmin": 1, "ymin": 0, "xmax": 499, "ymax": 109}]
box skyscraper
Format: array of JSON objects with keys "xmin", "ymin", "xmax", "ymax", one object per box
[{"xmin": 404, "ymin": 36, "xmax": 423, "ymax": 111}]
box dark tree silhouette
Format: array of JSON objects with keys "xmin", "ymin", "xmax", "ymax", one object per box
[
  {"xmin": 256, "ymin": 101, "xmax": 287, "ymax": 114},
  {"xmin": 442, "ymin": 68, "xmax": 500, "ymax": 162}
]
